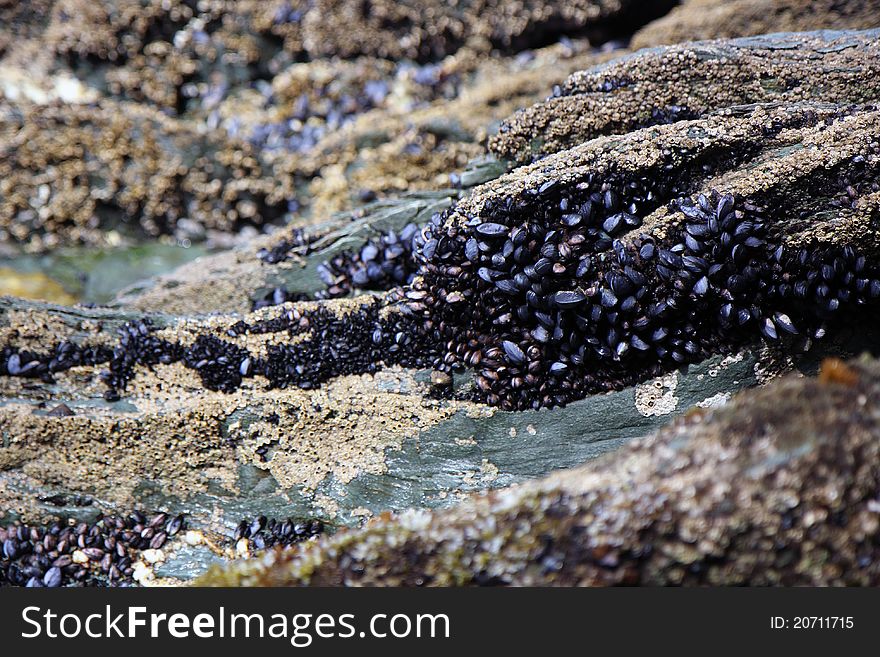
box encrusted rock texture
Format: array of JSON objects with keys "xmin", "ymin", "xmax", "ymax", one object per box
[
  {"xmin": 198, "ymin": 355, "xmax": 880, "ymax": 586},
  {"xmin": 0, "ymin": 0, "xmax": 657, "ymax": 252},
  {"xmin": 491, "ymin": 30, "xmax": 880, "ymax": 163},
  {"xmin": 1, "ymin": 96, "xmax": 879, "ymax": 534},
  {"xmin": 0, "ymin": 100, "xmax": 293, "ymax": 250},
  {"xmin": 4, "ymin": 3, "xmax": 874, "ymax": 252},
  {"xmin": 1, "ymin": 292, "xmax": 790, "ymax": 539},
  {"xmin": 294, "ymin": 0, "xmax": 676, "ymax": 62},
  {"xmin": 632, "ymin": 0, "xmax": 880, "ymax": 49}
]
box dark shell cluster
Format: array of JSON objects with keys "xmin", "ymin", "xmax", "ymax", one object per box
[
  {"xmin": 253, "ymin": 222, "xmax": 423, "ymax": 310},
  {"xmin": 1, "ymin": 342, "xmax": 111, "ymax": 384},
  {"xmin": 252, "ymin": 222, "xmax": 315, "ymax": 310},
  {"xmin": 232, "ymin": 515, "xmax": 324, "ymax": 549},
  {"xmin": 315, "ymin": 222, "xmax": 422, "ymax": 298},
  {"xmin": 101, "ymin": 320, "xmax": 183, "ymax": 401},
  {"xmin": 99, "ymin": 311, "xmax": 423, "ymax": 398},
  {"xmin": 239, "ymin": 300, "xmax": 436, "ymax": 390},
  {"xmin": 183, "ymin": 335, "xmax": 253, "ymax": 393},
  {"xmin": 256, "ymin": 226, "xmax": 312, "ymax": 265},
  {"xmin": 6, "ymin": 184, "xmax": 880, "ymax": 412},
  {"xmin": 406, "ymin": 181, "xmax": 880, "ymax": 410},
  {"xmin": 4, "ymin": 157, "xmax": 878, "ymax": 412},
  {"xmin": 0, "ymin": 511, "xmax": 185, "ymax": 588},
  {"xmin": 84, "ymin": 298, "xmax": 435, "ymax": 399},
  {"xmin": 0, "ymin": 510, "xmax": 326, "ymax": 587}
]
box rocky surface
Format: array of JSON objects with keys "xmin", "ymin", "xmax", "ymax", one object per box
[
  {"xmin": 112, "ymin": 159, "xmax": 505, "ymax": 315},
  {"xmin": 294, "ymin": 0, "xmax": 674, "ymax": 62},
  {"xmin": 411, "ymin": 101, "xmax": 880, "ymax": 410},
  {"xmin": 5, "ymin": 287, "xmax": 879, "ymax": 586},
  {"xmin": 2, "ymin": 93, "xmax": 879, "ymax": 568},
  {"xmin": 0, "ymin": 98, "xmax": 294, "ymax": 251},
  {"xmin": 491, "ymin": 30, "xmax": 880, "ymax": 163},
  {"xmin": 0, "ymin": 294, "xmax": 756, "ymax": 526},
  {"xmin": 198, "ymin": 355, "xmax": 880, "ymax": 586},
  {"xmin": 4, "ymin": 7, "xmax": 877, "ymax": 259},
  {"xmin": 0, "ymin": 46, "xmax": 600, "ymax": 253},
  {"xmin": 0, "ymin": 1, "xmax": 643, "ymax": 255},
  {"xmin": 632, "ymin": 0, "xmax": 880, "ymax": 49},
  {"xmin": 22, "ymin": 0, "xmax": 663, "ymax": 81}
]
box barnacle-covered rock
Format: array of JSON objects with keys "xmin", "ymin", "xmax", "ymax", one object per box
[
  {"xmin": 6, "ymin": 103, "xmax": 879, "ymax": 412},
  {"xmin": 632, "ymin": 0, "xmax": 880, "ymax": 49},
  {"xmin": 0, "ymin": 295, "xmax": 444, "ymax": 526},
  {"xmin": 286, "ymin": 42, "xmax": 619, "ymax": 218},
  {"xmin": 491, "ymin": 29, "xmax": 880, "ymax": 163},
  {"xmin": 0, "ymin": 0, "xmax": 53, "ymax": 59},
  {"xmin": 2, "ymin": 99, "xmax": 880, "ymax": 549},
  {"xmin": 3, "ymin": 0, "xmax": 658, "ymax": 115},
  {"xmin": 5, "ymin": 20, "xmax": 880, "ymax": 585},
  {"xmin": 0, "ymin": 293, "xmax": 794, "ymax": 551},
  {"xmin": 0, "ymin": 12, "xmax": 619, "ymax": 252},
  {"xmin": 0, "ymin": 97, "xmax": 294, "ymax": 251},
  {"xmin": 197, "ymin": 355, "xmax": 880, "ymax": 586},
  {"xmin": 16, "ymin": 1, "xmax": 294, "ymax": 113},
  {"xmin": 294, "ymin": 0, "xmax": 675, "ymax": 62}
]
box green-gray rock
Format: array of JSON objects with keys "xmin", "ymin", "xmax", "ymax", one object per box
[{"xmin": 197, "ymin": 355, "xmax": 880, "ymax": 586}]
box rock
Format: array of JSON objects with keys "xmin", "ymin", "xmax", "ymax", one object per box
[
  {"xmin": 0, "ymin": 7, "xmax": 623, "ymax": 252},
  {"xmin": 9, "ymin": 1, "xmax": 290, "ymax": 112},
  {"xmin": 197, "ymin": 355, "xmax": 880, "ymax": 586},
  {"xmin": 2, "ymin": 197, "xmax": 879, "ymax": 587},
  {"xmin": 46, "ymin": 403, "xmax": 74, "ymax": 417},
  {"xmin": 291, "ymin": 43, "xmax": 622, "ymax": 218},
  {"xmin": 0, "ymin": 295, "xmax": 755, "ymax": 533},
  {"xmin": 413, "ymin": 100, "xmax": 880, "ymax": 410},
  {"xmin": 0, "ymin": 243, "xmax": 211, "ymax": 308},
  {"xmin": 5, "ymin": 286, "xmax": 869, "ymax": 552},
  {"xmin": 490, "ymin": 29, "xmax": 880, "ymax": 163},
  {"xmin": 2, "ymin": 82, "xmax": 879, "ymax": 543},
  {"xmin": 632, "ymin": 0, "xmax": 880, "ymax": 49},
  {"xmin": 0, "ymin": 1, "xmax": 51, "ymax": 59},
  {"xmin": 297, "ymin": 0, "xmax": 678, "ymax": 62},
  {"xmin": 113, "ymin": 189, "xmax": 479, "ymax": 316},
  {"xmin": 111, "ymin": 156, "xmax": 507, "ymax": 316},
  {"xmin": 0, "ymin": 97, "xmax": 294, "ymax": 250},
  {"xmin": 12, "ymin": 0, "xmax": 668, "ymax": 94}
]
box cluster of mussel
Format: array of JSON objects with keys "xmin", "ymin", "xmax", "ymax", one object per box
[
  {"xmin": 232, "ymin": 515, "xmax": 324, "ymax": 550},
  {"xmin": 404, "ymin": 177, "xmax": 880, "ymax": 410},
  {"xmin": 0, "ymin": 512, "xmax": 185, "ymax": 587},
  {"xmin": 315, "ymin": 222, "xmax": 422, "ymax": 298},
  {"xmin": 4, "ymin": 160, "xmax": 878, "ymax": 411},
  {"xmin": 252, "ymin": 222, "xmax": 421, "ymax": 308}
]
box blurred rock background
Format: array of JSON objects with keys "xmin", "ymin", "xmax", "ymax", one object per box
[{"xmin": 3, "ymin": 0, "xmax": 875, "ymax": 304}]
